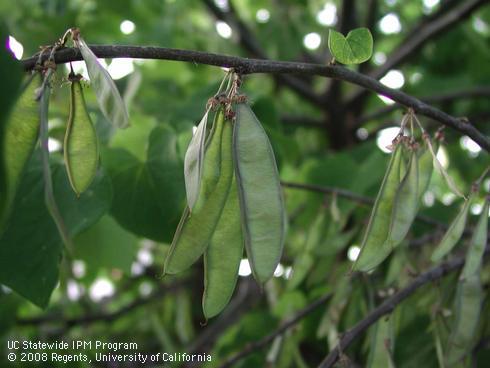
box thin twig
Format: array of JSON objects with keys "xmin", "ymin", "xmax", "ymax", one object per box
[
  {"xmin": 218, "ymin": 292, "xmax": 332, "ymax": 368},
  {"xmin": 318, "ymin": 248, "xmax": 489, "ymax": 367},
  {"xmin": 22, "ymin": 45, "xmax": 489, "ymax": 151},
  {"xmin": 355, "ymin": 86, "xmax": 490, "ymax": 127}
]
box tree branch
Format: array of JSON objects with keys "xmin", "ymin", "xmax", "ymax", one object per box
[
  {"xmin": 355, "ymin": 86, "xmax": 490, "ymax": 127},
  {"xmin": 347, "ymin": 0, "xmax": 487, "ymax": 106},
  {"xmin": 218, "ymin": 292, "xmax": 332, "ymax": 368},
  {"xmin": 318, "ymin": 248, "xmax": 489, "ymax": 367},
  {"xmin": 22, "ymin": 45, "xmax": 490, "ymax": 151}
]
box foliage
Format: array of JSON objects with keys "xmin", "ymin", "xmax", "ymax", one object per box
[{"xmin": 1, "ymin": 1, "xmax": 490, "ymax": 368}]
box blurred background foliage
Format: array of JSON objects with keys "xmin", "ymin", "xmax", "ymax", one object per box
[{"xmin": 1, "ymin": 0, "xmax": 489, "ymax": 367}]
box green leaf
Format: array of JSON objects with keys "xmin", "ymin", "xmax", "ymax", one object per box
[
  {"xmin": 0, "ymin": 154, "xmax": 112, "ymax": 308},
  {"xmin": 110, "ymin": 114, "xmax": 156, "ymax": 162},
  {"xmin": 74, "ymin": 215, "xmax": 137, "ymax": 275},
  {"xmin": 103, "ymin": 124, "xmax": 185, "ymax": 242},
  {"xmin": 328, "ymin": 28, "xmax": 373, "ymax": 65},
  {"xmin": 0, "ymin": 28, "xmax": 23, "ymax": 226},
  {"xmin": 0, "ymin": 292, "xmax": 19, "ymax": 336},
  {"xmin": 0, "ymin": 76, "xmax": 40, "ymax": 231}
]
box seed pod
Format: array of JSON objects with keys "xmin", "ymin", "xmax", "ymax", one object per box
[
  {"xmin": 385, "ymin": 149, "xmax": 419, "ymax": 248},
  {"xmin": 184, "ymin": 110, "xmax": 209, "ymax": 210},
  {"xmin": 0, "ymin": 76, "xmax": 40, "ymax": 229},
  {"xmin": 368, "ymin": 316, "xmax": 396, "ymax": 368},
  {"xmin": 430, "ymin": 198, "xmax": 472, "ymax": 262},
  {"xmin": 417, "ymin": 140, "xmax": 436, "ymax": 204},
  {"xmin": 194, "ymin": 109, "xmax": 225, "ymax": 212},
  {"xmin": 202, "ymin": 174, "xmax": 243, "ymax": 319},
  {"xmin": 75, "ymin": 36, "xmax": 129, "ymax": 128},
  {"xmin": 460, "ymin": 198, "xmax": 488, "ymax": 280},
  {"xmin": 233, "ymin": 103, "xmax": 286, "ymax": 284},
  {"xmin": 64, "ymin": 80, "xmax": 99, "ymax": 195},
  {"xmin": 353, "ymin": 143, "xmax": 403, "ymax": 272},
  {"xmin": 446, "ymin": 274, "xmax": 483, "ymax": 365},
  {"xmin": 164, "ymin": 114, "xmax": 233, "ymax": 275}
]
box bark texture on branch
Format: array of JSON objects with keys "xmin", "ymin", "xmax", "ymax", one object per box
[{"xmin": 22, "ymin": 45, "xmax": 490, "ymax": 151}]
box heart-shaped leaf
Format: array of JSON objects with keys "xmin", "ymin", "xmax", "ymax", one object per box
[
  {"xmin": 103, "ymin": 124, "xmax": 185, "ymax": 242},
  {"xmin": 0, "ymin": 153, "xmax": 112, "ymax": 308},
  {"xmin": 328, "ymin": 28, "xmax": 373, "ymax": 65}
]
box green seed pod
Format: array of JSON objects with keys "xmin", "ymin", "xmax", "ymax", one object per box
[
  {"xmin": 446, "ymin": 274, "xmax": 483, "ymax": 365},
  {"xmin": 367, "ymin": 316, "xmax": 396, "ymax": 368},
  {"xmin": 461, "ymin": 198, "xmax": 488, "ymax": 280},
  {"xmin": 353, "ymin": 143, "xmax": 403, "ymax": 272},
  {"xmin": 184, "ymin": 110, "xmax": 209, "ymax": 210},
  {"xmin": 202, "ymin": 174, "xmax": 243, "ymax": 319},
  {"xmin": 193, "ymin": 109, "xmax": 226, "ymax": 212},
  {"xmin": 385, "ymin": 148, "xmax": 419, "ymax": 248},
  {"xmin": 164, "ymin": 113, "xmax": 233, "ymax": 275},
  {"xmin": 0, "ymin": 76, "xmax": 40, "ymax": 229},
  {"xmin": 233, "ymin": 103, "xmax": 286, "ymax": 284},
  {"xmin": 76, "ymin": 36, "xmax": 129, "ymax": 128},
  {"xmin": 64, "ymin": 80, "xmax": 99, "ymax": 195},
  {"xmin": 417, "ymin": 140, "xmax": 437, "ymax": 204},
  {"xmin": 430, "ymin": 197, "xmax": 472, "ymax": 263}
]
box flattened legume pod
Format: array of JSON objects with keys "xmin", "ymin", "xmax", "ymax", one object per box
[
  {"xmin": 0, "ymin": 76, "xmax": 40, "ymax": 228},
  {"xmin": 75, "ymin": 36, "xmax": 129, "ymax": 128},
  {"xmin": 353, "ymin": 143, "xmax": 403, "ymax": 272},
  {"xmin": 64, "ymin": 80, "xmax": 99, "ymax": 195},
  {"xmin": 446, "ymin": 274, "xmax": 483, "ymax": 365},
  {"xmin": 461, "ymin": 198, "xmax": 488, "ymax": 280},
  {"xmin": 194, "ymin": 109, "xmax": 225, "ymax": 212},
  {"xmin": 417, "ymin": 141, "xmax": 436, "ymax": 204},
  {"xmin": 164, "ymin": 115, "xmax": 233, "ymax": 275},
  {"xmin": 184, "ymin": 110, "xmax": 209, "ymax": 210},
  {"xmin": 202, "ymin": 174, "xmax": 243, "ymax": 319},
  {"xmin": 368, "ymin": 316, "xmax": 396, "ymax": 368},
  {"xmin": 385, "ymin": 149, "xmax": 419, "ymax": 248},
  {"xmin": 233, "ymin": 103, "xmax": 286, "ymax": 284},
  {"xmin": 430, "ymin": 197, "xmax": 472, "ymax": 263}
]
